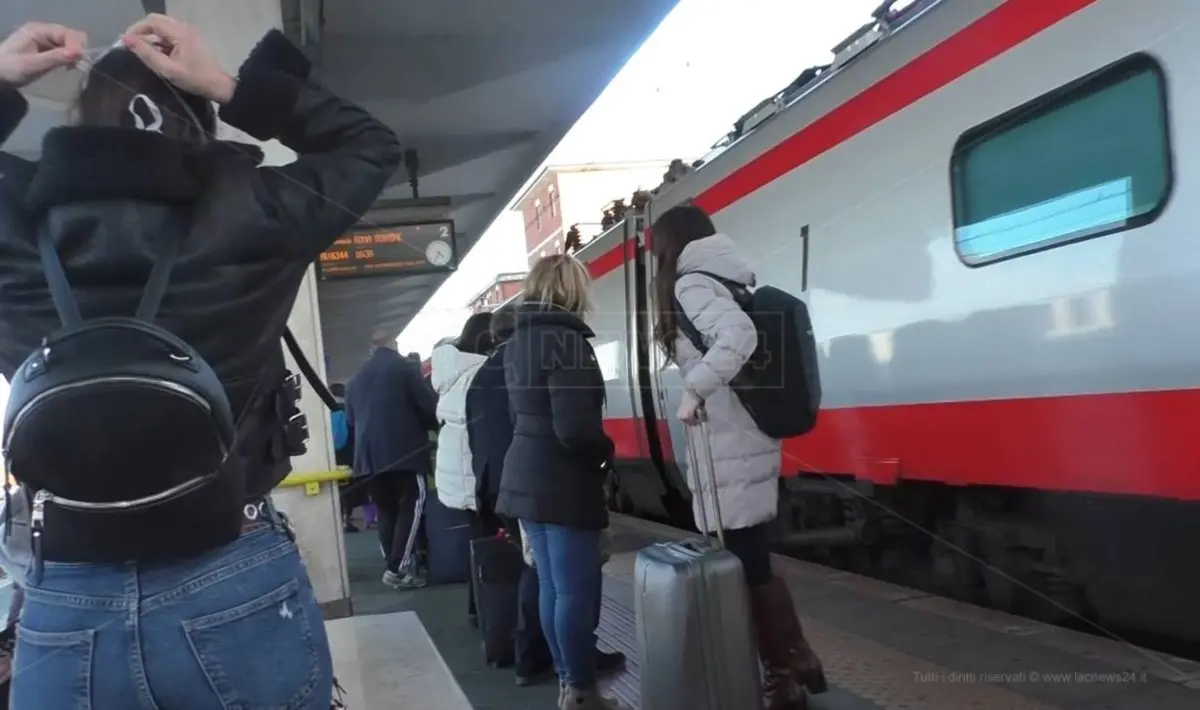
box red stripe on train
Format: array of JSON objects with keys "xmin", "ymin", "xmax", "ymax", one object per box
[
  {"xmin": 604, "ymin": 388, "xmax": 1200, "ymax": 501},
  {"xmin": 588, "ymin": 0, "xmax": 1098, "ymax": 279},
  {"xmin": 586, "ymin": 239, "xmax": 637, "ymax": 280},
  {"xmin": 605, "ymin": 417, "xmax": 676, "ymax": 463}
]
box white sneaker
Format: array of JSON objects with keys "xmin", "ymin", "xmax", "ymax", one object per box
[{"xmin": 382, "ymin": 569, "xmax": 427, "ymax": 590}]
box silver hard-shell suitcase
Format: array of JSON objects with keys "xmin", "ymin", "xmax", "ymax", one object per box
[{"xmin": 635, "ymin": 414, "xmax": 763, "ymax": 710}]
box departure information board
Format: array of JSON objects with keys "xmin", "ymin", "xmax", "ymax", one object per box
[{"xmin": 316, "ymin": 220, "xmax": 457, "ymax": 280}]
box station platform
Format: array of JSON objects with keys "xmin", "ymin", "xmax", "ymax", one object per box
[{"xmin": 339, "ymin": 513, "xmax": 1200, "ymax": 710}]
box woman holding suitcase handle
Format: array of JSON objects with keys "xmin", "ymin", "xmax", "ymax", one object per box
[{"xmin": 653, "ymin": 204, "xmax": 827, "ymax": 710}]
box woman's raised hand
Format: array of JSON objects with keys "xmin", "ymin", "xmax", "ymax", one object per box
[
  {"xmin": 122, "ymin": 14, "xmax": 235, "ymax": 104},
  {"xmin": 0, "ymin": 22, "xmax": 86, "ymax": 88}
]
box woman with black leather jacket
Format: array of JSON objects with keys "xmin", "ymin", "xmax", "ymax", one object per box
[{"xmin": 0, "ymin": 15, "xmax": 399, "ymax": 708}]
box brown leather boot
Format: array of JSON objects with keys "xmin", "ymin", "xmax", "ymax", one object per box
[{"xmin": 749, "ymin": 577, "xmax": 828, "ymax": 708}]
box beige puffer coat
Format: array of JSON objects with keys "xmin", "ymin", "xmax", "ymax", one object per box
[{"xmin": 672, "ymin": 233, "xmax": 781, "ymax": 533}]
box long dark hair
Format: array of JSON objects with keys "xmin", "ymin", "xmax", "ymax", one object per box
[
  {"xmin": 651, "ymin": 204, "xmax": 717, "ymax": 362},
  {"xmin": 73, "ymin": 49, "xmax": 215, "ymax": 142},
  {"xmin": 489, "ymin": 305, "xmax": 517, "ymax": 344},
  {"xmin": 457, "ymin": 312, "xmax": 494, "ymax": 355}
]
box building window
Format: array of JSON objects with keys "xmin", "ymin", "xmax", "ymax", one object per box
[
  {"xmin": 534, "ymin": 199, "xmax": 543, "ymax": 231},
  {"xmin": 548, "ymin": 185, "xmax": 557, "ymax": 217},
  {"xmin": 951, "ymin": 54, "xmax": 1170, "ymax": 266}
]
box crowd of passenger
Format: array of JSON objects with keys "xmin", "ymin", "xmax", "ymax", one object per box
[
  {"xmin": 0, "ymin": 14, "xmax": 824, "ymax": 710},
  {"xmin": 337, "ymin": 209, "xmax": 826, "ymax": 710}
]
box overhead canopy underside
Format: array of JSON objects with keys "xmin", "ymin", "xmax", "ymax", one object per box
[{"xmin": 1, "ymin": 0, "xmax": 677, "ymax": 384}]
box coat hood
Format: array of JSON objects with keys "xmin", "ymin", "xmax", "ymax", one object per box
[
  {"xmin": 430, "ymin": 343, "xmax": 487, "ymax": 396},
  {"xmin": 676, "ymin": 233, "xmax": 756, "ymax": 288}
]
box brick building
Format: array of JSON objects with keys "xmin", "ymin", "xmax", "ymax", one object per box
[
  {"xmin": 512, "ymin": 160, "xmax": 671, "ymax": 267},
  {"xmin": 467, "ymin": 272, "xmax": 526, "ymax": 313}
]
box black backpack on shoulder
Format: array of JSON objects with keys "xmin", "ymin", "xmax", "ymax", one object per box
[
  {"xmin": 2, "ymin": 228, "xmax": 238, "ymax": 518},
  {"xmin": 676, "ymin": 271, "xmax": 821, "ymax": 439}
]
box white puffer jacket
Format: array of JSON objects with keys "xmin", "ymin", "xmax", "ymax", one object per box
[{"xmin": 431, "ymin": 343, "xmax": 487, "ymax": 510}]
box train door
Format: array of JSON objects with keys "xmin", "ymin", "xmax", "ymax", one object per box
[
  {"xmin": 579, "ymin": 221, "xmax": 636, "ymax": 442},
  {"xmin": 580, "ymin": 217, "xmax": 680, "ymax": 518},
  {"xmin": 637, "ymin": 216, "xmax": 695, "ymax": 525},
  {"xmin": 577, "ymin": 220, "xmax": 656, "ymax": 515}
]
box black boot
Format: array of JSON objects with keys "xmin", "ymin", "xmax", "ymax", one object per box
[{"xmin": 749, "ymin": 578, "xmax": 827, "ymax": 709}]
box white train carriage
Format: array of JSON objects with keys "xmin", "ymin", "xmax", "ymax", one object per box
[{"xmin": 576, "ymin": 0, "xmax": 1200, "ymax": 646}]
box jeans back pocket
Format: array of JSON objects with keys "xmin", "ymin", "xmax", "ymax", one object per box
[
  {"xmin": 183, "ymin": 579, "xmax": 324, "ymax": 710},
  {"xmin": 12, "ymin": 626, "xmax": 95, "ymax": 710}
]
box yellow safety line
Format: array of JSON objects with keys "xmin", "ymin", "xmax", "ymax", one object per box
[{"xmin": 278, "ymin": 469, "xmax": 352, "ymax": 487}]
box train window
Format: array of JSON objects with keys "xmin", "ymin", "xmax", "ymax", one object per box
[{"xmin": 951, "ymin": 54, "xmax": 1170, "ymax": 266}]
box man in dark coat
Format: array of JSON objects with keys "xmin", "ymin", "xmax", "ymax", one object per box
[{"xmin": 345, "ymin": 336, "xmax": 438, "ymax": 589}]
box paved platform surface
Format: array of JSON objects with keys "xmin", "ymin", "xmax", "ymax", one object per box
[
  {"xmin": 346, "ymin": 527, "xmax": 562, "ymax": 710},
  {"xmin": 326, "ymin": 610, "xmax": 472, "ymax": 710},
  {"xmin": 344, "ymin": 515, "xmax": 1200, "ymax": 710}
]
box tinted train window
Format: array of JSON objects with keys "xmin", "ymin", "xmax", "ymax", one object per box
[{"xmin": 951, "ymin": 54, "xmax": 1170, "ymax": 266}]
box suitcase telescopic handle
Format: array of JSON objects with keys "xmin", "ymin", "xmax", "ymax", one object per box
[{"xmin": 685, "ymin": 404, "xmax": 726, "ymax": 549}]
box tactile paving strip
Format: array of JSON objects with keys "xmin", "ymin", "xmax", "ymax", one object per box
[
  {"xmin": 797, "ymin": 616, "xmax": 1061, "ymax": 709},
  {"xmin": 601, "ymin": 518, "xmax": 1069, "ymax": 709},
  {"xmin": 597, "ymin": 595, "xmax": 641, "ymax": 709},
  {"xmin": 596, "ymin": 586, "xmax": 1058, "ymax": 710}
]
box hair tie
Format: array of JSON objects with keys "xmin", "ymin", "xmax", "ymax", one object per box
[{"xmin": 128, "ymin": 94, "xmax": 164, "ymax": 133}]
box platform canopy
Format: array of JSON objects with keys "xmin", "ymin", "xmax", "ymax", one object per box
[
  {"xmin": 315, "ymin": 0, "xmax": 677, "ymax": 381},
  {"xmin": 1, "ymin": 0, "xmax": 678, "ymax": 383}
]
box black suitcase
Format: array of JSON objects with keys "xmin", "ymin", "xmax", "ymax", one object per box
[
  {"xmin": 425, "ymin": 494, "xmax": 474, "ymax": 585},
  {"xmin": 470, "ymin": 534, "xmax": 525, "ymax": 667}
]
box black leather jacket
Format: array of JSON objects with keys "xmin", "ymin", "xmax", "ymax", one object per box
[{"xmin": 0, "ymin": 31, "xmax": 401, "ymax": 559}]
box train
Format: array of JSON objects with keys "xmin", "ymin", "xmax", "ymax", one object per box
[{"xmin": 430, "ymin": 0, "xmax": 1200, "ymax": 647}]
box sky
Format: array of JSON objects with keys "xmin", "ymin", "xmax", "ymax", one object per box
[{"xmin": 395, "ymin": 0, "xmax": 889, "ymax": 357}]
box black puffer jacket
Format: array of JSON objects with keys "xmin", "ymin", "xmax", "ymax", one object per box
[
  {"xmin": 496, "ymin": 304, "xmax": 614, "ymax": 530},
  {"xmin": 0, "ymin": 31, "xmax": 401, "ymax": 561},
  {"xmin": 466, "ymin": 341, "xmax": 512, "ymax": 514}
]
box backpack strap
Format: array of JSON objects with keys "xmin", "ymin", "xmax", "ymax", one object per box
[
  {"xmin": 38, "ymin": 225, "xmax": 185, "ymax": 327},
  {"xmin": 135, "ymin": 231, "xmax": 185, "ymax": 322},
  {"xmin": 674, "ymin": 297, "xmax": 708, "ymax": 355},
  {"xmin": 691, "ymin": 270, "xmax": 753, "ymax": 304},
  {"xmin": 282, "ymin": 327, "xmax": 342, "ymax": 412},
  {"xmin": 673, "ymin": 270, "xmax": 754, "ymax": 355},
  {"xmin": 37, "ymin": 228, "xmax": 82, "ymax": 328}
]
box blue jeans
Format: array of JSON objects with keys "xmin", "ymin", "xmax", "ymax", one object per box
[
  {"xmin": 12, "ymin": 526, "xmax": 333, "ymax": 709},
  {"xmin": 522, "ymin": 521, "xmax": 602, "ymax": 690}
]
